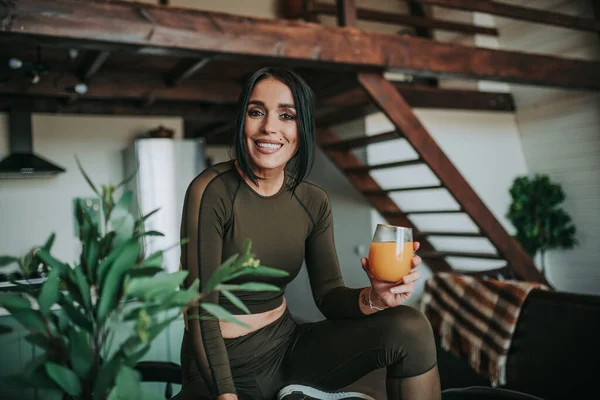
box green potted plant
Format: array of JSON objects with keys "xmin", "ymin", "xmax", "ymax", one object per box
[
  {"xmin": 0, "ymin": 158, "xmax": 287, "ymax": 399},
  {"xmin": 506, "ymin": 174, "xmax": 578, "ymax": 277}
]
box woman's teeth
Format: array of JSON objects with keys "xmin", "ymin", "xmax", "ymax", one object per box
[{"xmin": 256, "ymin": 142, "xmax": 283, "ymax": 150}]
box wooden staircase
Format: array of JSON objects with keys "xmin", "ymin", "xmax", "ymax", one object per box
[{"xmin": 316, "ymin": 73, "xmax": 549, "ymax": 286}]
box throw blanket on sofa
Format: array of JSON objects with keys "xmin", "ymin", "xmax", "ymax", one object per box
[{"xmin": 420, "ymin": 272, "xmax": 548, "ymax": 386}]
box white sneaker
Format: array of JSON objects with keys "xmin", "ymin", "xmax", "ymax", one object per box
[{"xmin": 277, "ymin": 384, "xmax": 376, "ymax": 400}]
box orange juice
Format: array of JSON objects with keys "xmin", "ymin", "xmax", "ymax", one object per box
[{"xmin": 368, "ymin": 241, "xmax": 413, "ymax": 283}]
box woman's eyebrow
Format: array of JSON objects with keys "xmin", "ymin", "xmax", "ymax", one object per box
[{"xmin": 247, "ymin": 100, "xmax": 295, "ymax": 109}]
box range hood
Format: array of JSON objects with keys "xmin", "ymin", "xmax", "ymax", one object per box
[{"xmin": 0, "ymin": 111, "xmax": 65, "ymax": 178}]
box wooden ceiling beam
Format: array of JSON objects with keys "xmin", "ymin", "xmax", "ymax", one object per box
[
  {"xmin": 79, "ymin": 50, "xmax": 110, "ymax": 82},
  {"xmin": 2, "ymin": 1, "xmax": 599, "ymax": 91},
  {"xmin": 0, "ymin": 70, "xmax": 514, "ymax": 112},
  {"xmin": 165, "ymin": 58, "xmax": 211, "ymax": 87},
  {"xmin": 405, "ymin": 0, "xmax": 600, "ymax": 33},
  {"xmin": 313, "ymin": 2, "xmax": 498, "ymax": 36},
  {"xmin": 0, "ymin": 71, "xmax": 241, "ymax": 104},
  {"xmin": 0, "ymin": 96, "xmax": 236, "ymax": 120}
]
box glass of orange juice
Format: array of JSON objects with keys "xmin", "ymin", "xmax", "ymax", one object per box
[{"xmin": 368, "ymin": 224, "xmax": 413, "ymax": 283}]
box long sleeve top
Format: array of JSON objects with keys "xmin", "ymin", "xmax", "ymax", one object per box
[{"xmin": 180, "ymin": 160, "xmax": 363, "ymax": 397}]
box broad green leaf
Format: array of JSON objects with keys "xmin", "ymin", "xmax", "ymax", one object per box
[
  {"xmin": 75, "ymin": 155, "xmax": 100, "ymax": 195},
  {"xmin": 59, "ymin": 294, "xmax": 93, "ymax": 333},
  {"xmin": 25, "ymin": 332, "xmax": 51, "ymax": 350},
  {"xmin": 128, "ymin": 266, "xmax": 163, "ymax": 279},
  {"xmin": 36, "ymin": 249, "xmax": 69, "ymax": 276},
  {"xmin": 68, "ymin": 328, "xmax": 93, "ymax": 378},
  {"xmin": 115, "ymin": 365, "xmax": 142, "ymax": 399},
  {"xmin": 94, "ymin": 356, "xmax": 121, "ymax": 400},
  {"xmin": 71, "ymin": 267, "xmax": 91, "ymax": 311},
  {"xmin": 227, "ymin": 266, "xmax": 289, "ymax": 282},
  {"xmin": 221, "ymin": 290, "xmax": 250, "ymax": 314},
  {"xmin": 97, "ymin": 238, "xmax": 133, "ymax": 287},
  {"xmin": 204, "ymin": 254, "xmax": 239, "ymax": 291},
  {"xmin": 112, "ymin": 214, "xmax": 135, "ymax": 248},
  {"xmin": 164, "ymin": 281, "xmax": 200, "ymax": 307},
  {"xmin": 243, "ymin": 239, "xmax": 252, "ymax": 255},
  {"xmin": 125, "ymin": 270, "xmax": 188, "ymax": 299},
  {"xmin": 219, "ymin": 282, "xmax": 282, "ymax": 292},
  {"xmin": 0, "ymin": 324, "xmax": 13, "ymax": 334},
  {"xmin": 199, "ymin": 303, "xmax": 249, "ymax": 328},
  {"xmin": 0, "ymin": 255, "xmax": 19, "ymax": 267},
  {"xmin": 124, "ymin": 343, "xmax": 151, "ymax": 366},
  {"xmin": 10, "ymin": 309, "xmax": 47, "ymax": 334},
  {"xmin": 45, "ymin": 362, "xmax": 82, "ymax": 396},
  {"xmin": 38, "ymin": 268, "xmax": 60, "ymax": 316},
  {"xmin": 85, "ymin": 237, "xmax": 100, "ymax": 282},
  {"xmin": 42, "ymin": 233, "xmax": 56, "ymax": 252},
  {"xmin": 0, "ymin": 294, "xmax": 31, "ymax": 310},
  {"xmin": 147, "ymin": 314, "xmax": 179, "ymax": 342},
  {"xmin": 97, "ymin": 240, "xmax": 141, "ymax": 323},
  {"xmin": 138, "ymin": 250, "xmax": 163, "ymax": 269}
]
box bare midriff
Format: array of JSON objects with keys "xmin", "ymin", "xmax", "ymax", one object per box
[{"xmin": 219, "ymin": 297, "xmax": 287, "ymax": 338}]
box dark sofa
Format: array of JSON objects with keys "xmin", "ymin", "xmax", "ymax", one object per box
[{"xmin": 435, "ymin": 288, "xmax": 600, "ymax": 400}]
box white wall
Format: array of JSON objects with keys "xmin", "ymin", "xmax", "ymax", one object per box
[
  {"xmin": 494, "ymin": 0, "xmax": 600, "ymax": 295},
  {"xmin": 0, "ymin": 113, "xmax": 182, "ymax": 267},
  {"xmin": 366, "ymin": 109, "xmax": 529, "ymax": 304}
]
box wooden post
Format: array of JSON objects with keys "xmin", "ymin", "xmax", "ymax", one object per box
[{"xmin": 336, "ymin": 0, "xmax": 357, "ymax": 27}]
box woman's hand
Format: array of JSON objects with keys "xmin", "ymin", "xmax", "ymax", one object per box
[
  {"xmin": 361, "ymin": 242, "xmax": 422, "ymax": 310},
  {"xmin": 217, "ymin": 394, "xmax": 238, "ymax": 400}
]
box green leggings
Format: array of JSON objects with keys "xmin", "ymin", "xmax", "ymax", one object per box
[{"xmin": 179, "ymin": 306, "xmax": 438, "ymax": 400}]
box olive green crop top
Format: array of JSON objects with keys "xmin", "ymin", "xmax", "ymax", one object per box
[{"xmin": 180, "ymin": 160, "xmax": 363, "ymax": 396}]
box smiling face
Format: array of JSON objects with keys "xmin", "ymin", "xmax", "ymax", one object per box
[{"xmin": 244, "ymin": 77, "xmax": 299, "ymax": 176}]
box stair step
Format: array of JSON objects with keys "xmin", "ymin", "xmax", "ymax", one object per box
[
  {"xmin": 383, "ymin": 209, "xmax": 463, "ymax": 216},
  {"xmin": 363, "ymin": 184, "xmax": 444, "ymax": 194},
  {"xmin": 419, "ymin": 251, "xmax": 502, "ymax": 260},
  {"xmin": 321, "ymin": 130, "xmax": 401, "ymax": 151},
  {"xmin": 344, "ymin": 159, "xmax": 422, "ymax": 173},
  {"xmin": 414, "ymin": 231, "xmax": 483, "ymax": 238}
]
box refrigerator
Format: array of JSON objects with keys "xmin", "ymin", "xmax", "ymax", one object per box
[{"xmin": 122, "ymin": 137, "xmax": 207, "ymax": 273}]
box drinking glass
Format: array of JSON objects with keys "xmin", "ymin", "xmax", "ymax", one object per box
[{"xmin": 368, "ymin": 224, "xmax": 413, "ymax": 283}]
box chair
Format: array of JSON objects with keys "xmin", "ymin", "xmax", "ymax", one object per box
[
  {"xmin": 442, "ymin": 386, "xmax": 546, "ymax": 400},
  {"xmin": 136, "ymin": 361, "xmax": 182, "ymax": 399}
]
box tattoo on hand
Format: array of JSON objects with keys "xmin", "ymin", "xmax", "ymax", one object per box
[{"xmin": 361, "ymin": 292, "xmax": 369, "ymax": 306}]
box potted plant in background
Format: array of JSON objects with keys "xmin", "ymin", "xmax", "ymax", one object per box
[
  {"xmin": 0, "ymin": 158, "xmax": 287, "ymax": 399},
  {"xmin": 506, "ymin": 174, "xmax": 578, "ymax": 277}
]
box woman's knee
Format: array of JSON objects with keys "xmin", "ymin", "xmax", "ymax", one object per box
[{"xmin": 375, "ymin": 306, "xmax": 437, "ymax": 374}]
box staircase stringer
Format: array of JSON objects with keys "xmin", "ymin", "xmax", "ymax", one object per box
[
  {"xmin": 356, "ymin": 72, "xmax": 549, "ymax": 286},
  {"xmin": 317, "ymin": 129, "xmax": 453, "ymax": 274}
]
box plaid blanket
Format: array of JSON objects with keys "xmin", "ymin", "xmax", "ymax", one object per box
[{"xmin": 420, "ymin": 272, "xmax": 549, "ymax": 386}]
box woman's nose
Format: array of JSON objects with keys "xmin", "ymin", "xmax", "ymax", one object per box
[{"xmin": 262, "ymin": 114, "xmax": 278, "ymax": 134}]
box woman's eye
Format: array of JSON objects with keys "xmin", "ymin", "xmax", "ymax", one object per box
[
  {"xmin": 281, "ymin": 113, "xmax": 297, "ymax": 120},
  {"xmin": 248, "ymin": 109, "xmax": 264, "ymax": 117}
]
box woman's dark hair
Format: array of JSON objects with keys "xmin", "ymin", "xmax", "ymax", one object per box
[{"xmin": 233, "ymin": 67, "xmax": 316, "ymax": 193}]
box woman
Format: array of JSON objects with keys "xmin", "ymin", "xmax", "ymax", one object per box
[{"xmin": 179, "ymin": 67, "xmax": 441, "ymax": 400}]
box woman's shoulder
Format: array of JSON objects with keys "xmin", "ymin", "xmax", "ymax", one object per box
[
  {"xmin": 294, "ymin": 180, "xmax": 330, "ymax": 208},
  {"xmin": 187, "ymin": 160, "xmax": 238, "ymax": 200}
]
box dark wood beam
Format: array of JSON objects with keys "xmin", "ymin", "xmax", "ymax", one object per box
[
  {"xmin": 323, "ymin": 84, "xmax": 515, "ymax": 112},
  {"xmin": 1, "ymin": 69, "xmax": 514, "ymax": 112},
  {"xmin": 313, "ymin": 2, "xmax": 498, "ymax": 36},
  {"xmin": 317, "ymin": 129, "xmax": 453, "ymax": 274},
  {"xmin": 336, "ymin": 0, "xmax": 357, "ymax": 27},
  {"xmin": 357, "ymin": 72, "xmax": 549, "ymax": 285},
  {"xmin": 407, "ymin": 0, "xmax": 438, "ymax": 87},
  {"xmin": 79, "ymin": 50, "xmax": 110, "ymax": 82},
  {"xmin": 406, "ymin": 0, "xmax": 600, "ymax": 33},
  {"xmin": 0, "ymin": 96, "xmax": 236, "ymax": 120},
  {"xmin": 165, "ymin": 58, "xmax": 211, "ymax": 87},
  {"xmin": 0, "ymin": 71, "xmax": 241, "ymax": 103},
  {"xmin": 2, "ymin": 0, "xmax": 599, "ymax": 90}
]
